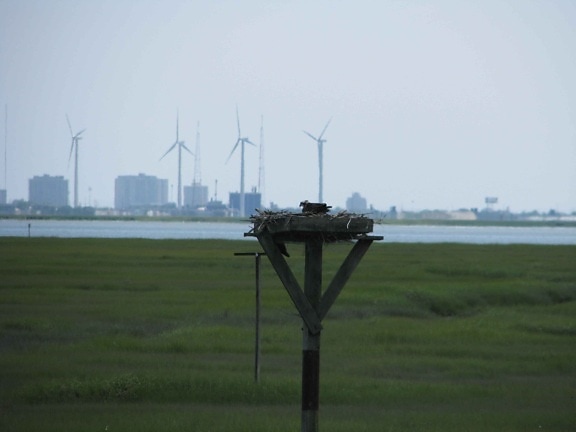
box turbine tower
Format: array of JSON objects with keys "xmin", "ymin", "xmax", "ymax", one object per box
[
  {"xmin": 226, "ymin": 107, "xmax": 255, "ymax": 217},
  {"xmin": 258, "ymin": 115, "xmax": 265, "ymax": 207},
  {"xmin": 160, "ymin": 111, "xmax": 192, "ymax": 208},
  {"xmin": 303, "ymin": 117, "xmax": 332, "ymax": 203},
  {"xmin": 66, "ymin": 114, "xmax": 86, "ymax": 208}
]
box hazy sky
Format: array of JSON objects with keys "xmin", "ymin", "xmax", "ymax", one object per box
[{"xmin": 1, "ymin": 0, "xmax": 575, "ymax": 212}]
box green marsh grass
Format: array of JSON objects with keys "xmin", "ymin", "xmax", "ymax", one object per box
[{"xmin": 1, "ymin": 238, "xmax": 575, "ymax": 431}]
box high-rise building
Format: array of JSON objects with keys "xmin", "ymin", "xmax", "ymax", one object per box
[
  {"xmin": 115, "ymin": 173, "xmax": 168, "ymax": 209},
  {"xmin": 29, "ymin": 175, "xmax": 68, "ymax": 207},
  {"xmin": 183, "ymin": 182, "xmax": 209, "ymax": 208},
  {"xmin": 0, "ymin": 189, "xmax": 6, "ymax": 204}
]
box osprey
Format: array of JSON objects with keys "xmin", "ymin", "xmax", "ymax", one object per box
[{"xmin": 299, "ymin": 200, "xmax": 332, "ymax": 214}]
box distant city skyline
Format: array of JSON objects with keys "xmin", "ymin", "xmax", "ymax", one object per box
[
  {"xmin": 1, "ymin": 1, "xmax": 575, "ymax": 213},
  {"xmin": 14, "ymin": 169, "xmax": 572, "ymax": 217}
]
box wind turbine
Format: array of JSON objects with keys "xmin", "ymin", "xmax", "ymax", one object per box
[
  {"xmin": 303, "ymin": 117, "xmax": 332, "ymax": 203},
  {"xmin": 160, "ymin": 112, "xmax": 192, "ymax": 208},
  {"xmin": 226, "ymin": 107, "xmax": 255, "ymax": 217},
  {"xmin": 66, "ymin": 114, "xmax": 86, "ymax": 208}
]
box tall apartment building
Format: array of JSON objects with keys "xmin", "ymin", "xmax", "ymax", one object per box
[
  {"xmin": 114, "ymin": 173, "xmax": 168, "ymax": 209},
  {"xmin": 28, "ymin": 174, "xmax": 68, "ymax": 207}
]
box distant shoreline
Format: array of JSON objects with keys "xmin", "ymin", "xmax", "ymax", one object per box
[{"xmin": 1, "ymin": 214, "xmax": 575, "ymax": 228}]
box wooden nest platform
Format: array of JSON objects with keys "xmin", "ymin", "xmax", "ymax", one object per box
[{"xmin": 246, "ymin": 209, "xmax": 378, "ymax": 243}]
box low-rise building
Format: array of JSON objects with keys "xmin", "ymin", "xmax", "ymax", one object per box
[
  {"xmin": 229, "ymin": 190, "xmax": 261, "ymax": 217},
  {"xmin": 346, "ymin": 192, "xmax": 368, "ymax": 213},
  {"xmin": 184, "ymin": 182, "xmax": 209, "ymax": 208}
]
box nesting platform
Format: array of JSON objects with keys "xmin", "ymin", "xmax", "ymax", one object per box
[
  {"xmin": 246, "ymin": 210, "xmax": 380, "ymax": 243},
  {"xmin": 243, "ymin": 205, "xmax": 383, "ymax": 432}
]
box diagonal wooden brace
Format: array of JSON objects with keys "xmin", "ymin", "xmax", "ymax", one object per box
[
  {"xmin": 318, "ymin": 238, "xmax": 376, "ymax": 320},
  {"xmin": 256, "ymin": 231, "xmax": 323, "ymax": 334}
]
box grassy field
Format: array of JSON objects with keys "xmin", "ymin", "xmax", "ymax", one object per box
[{"xmin": 1, "ymin": 237, "xmax": 575, "ymax": 431}]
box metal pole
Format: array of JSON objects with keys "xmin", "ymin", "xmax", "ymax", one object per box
[
  {"xmin": 234, "ymin": 252, "xmax": 266, "ymax": 384},
  {"xmin": 302, "ymin": 237, "xmax": 322, "ymax": 432}
]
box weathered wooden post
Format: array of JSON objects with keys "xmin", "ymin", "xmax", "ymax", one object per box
[{"xmin": 245, "ymin": 204, "xmax": 382, "ymax": 432}]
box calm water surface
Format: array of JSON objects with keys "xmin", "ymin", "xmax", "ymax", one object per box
[{"xmin": 1, "ymin": 219, "xmax": 575, "ymax": 244}]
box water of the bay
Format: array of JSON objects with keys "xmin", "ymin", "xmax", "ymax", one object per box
[{"xmin": 1, "ymin": 219, "xmax": 575, "ymax": 245}]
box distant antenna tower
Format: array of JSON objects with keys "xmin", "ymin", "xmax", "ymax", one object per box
[
  {"xmin": 258, "ymin": 115, "xmax": 265, "ymax": 206},
  {"xmin": 189, "ymin": 121, "xmax": 202, "ymax": 208},
  {"xmin": 193, "ymin": 121, "xmax": 201, "ymax": 185}
]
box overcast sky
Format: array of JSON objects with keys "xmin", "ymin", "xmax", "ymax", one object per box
[{"xmin": 1, "ymin": 0, "xmax": 575, "ymax": 213}]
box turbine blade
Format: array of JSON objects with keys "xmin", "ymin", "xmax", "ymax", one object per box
[
  {"xmin": 66, "ymin": 114, "xmax": 73, "ymax": 137},
  {"xmin": 303, "ymin": 130, "xmax": 318, "ymax": 141},
  {"xmin": 67, "ymin": 138, "xmax": 75, "ymax": 165},
  {"xmin": 245, "ymin": 138, "xmax": 256, "ymax": 146},
  {"xmin": 159, "ymin": 141, "xmax": 178, "ymax": 161},
  {"xmin": 176, "ymin": 110, "xmax": 179, "ymax": 142},
  {"xmin": 318, "ymin": 117, "xmax": 332, "ymax": 140},
  {"xmin": 181, "ymin": 142, "xmax": 193, "ymax": 155},
  {"xmin": 236, "ymin": 106, "xmax": 241, "ymax": 137},
  {"xmin": 226, "ymin": 139, "xmax": 241, "ymax": 163},
  {"xmin": 74, "ymin": 128, "xmax": 86, "ymax": 139}
]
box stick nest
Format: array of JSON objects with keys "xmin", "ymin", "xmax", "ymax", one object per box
[{"xmin": 247, "ymin": 209, "xmax": 374, "ymax": 242}]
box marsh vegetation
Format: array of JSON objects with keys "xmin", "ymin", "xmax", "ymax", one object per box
[{"xmin": 1, "ymin": 238, "xmax": 575, "ymax": 431}]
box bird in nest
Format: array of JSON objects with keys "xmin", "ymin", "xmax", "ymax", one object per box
[{"xmin": 299, "ymin": 200, "xmax": 332, "ymax": 214}]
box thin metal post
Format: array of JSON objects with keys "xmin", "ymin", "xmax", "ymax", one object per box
[{"xmin": 234, "ymin": 252, "xmax": 266, "ymax": 383}]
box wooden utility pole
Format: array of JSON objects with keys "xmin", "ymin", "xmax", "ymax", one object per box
[{"xmin": 246, "ymin": 207, "xmax": 382, "ymax": 432}]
